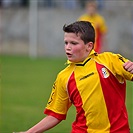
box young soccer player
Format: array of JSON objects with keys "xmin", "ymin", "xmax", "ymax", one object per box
[{"xmin": 18, "ymin": 21, "xmax": 133, "ymax": 133}]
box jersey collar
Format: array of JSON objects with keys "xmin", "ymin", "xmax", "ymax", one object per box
[{"xmin": 66, "ymin": 50, "xmax": 97, "ymax": 66}]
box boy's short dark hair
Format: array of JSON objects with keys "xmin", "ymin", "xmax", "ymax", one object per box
[{"xmin": 63, "ymin": 21, "xmax": 95, "ymax": 44}]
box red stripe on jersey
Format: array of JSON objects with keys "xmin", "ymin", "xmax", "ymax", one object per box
[
  {"xmin": 96, "ymin": 63, "xmax": 130, "ymax": 133},
  {"xmin": 44, "ymin": 109, "xmax": 66, "ymax": 120},
  {"xmin": 67, "ymin": 72, "xmax": 88, "ymax": 133}
]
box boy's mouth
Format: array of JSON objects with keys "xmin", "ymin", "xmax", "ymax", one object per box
[
  {"xmin": 66, "ymin": 52, "xmax": 72, "ymax": 57},
  {"xmin": 66, "ymin": 52, "xmax": 71, "ymax": 55}
]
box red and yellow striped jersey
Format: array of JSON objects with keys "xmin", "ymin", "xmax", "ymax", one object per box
[{"xmin": 44, "ymin": 50, "xmax": 133, "ymax": 133}]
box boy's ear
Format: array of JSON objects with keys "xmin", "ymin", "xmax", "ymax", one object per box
[{"xmin": 86, "ymin": 42, "xmax": 94, "ymax": 51}]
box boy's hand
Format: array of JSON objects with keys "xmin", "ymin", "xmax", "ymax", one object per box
[{"xmin": 123, "ymin": 61, "xmax": 133, "ymax": 74}]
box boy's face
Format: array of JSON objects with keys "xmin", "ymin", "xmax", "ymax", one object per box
[{"xmin": 64, "ymin": 32, "xmax": 92, "ymax": 63}]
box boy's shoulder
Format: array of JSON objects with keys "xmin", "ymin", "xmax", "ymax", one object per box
[
  {"xmin": 57, "ymin": 63, "xmax": 75, "ymax": 79},
  {"xmin": 97, "ymin": 51, "xmax": 119, "ymax": 58},
  {"xmin": 96, "ymin": 51, "xmax": 128, "ymax": 64},
  {"xmin": 95, "ymin": 51, "xmax": 114, "ymax": 58}
]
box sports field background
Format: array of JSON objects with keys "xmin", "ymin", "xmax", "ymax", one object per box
[
  {"xmin": 1, "ymin": 1, "xmax": 133, "ymax": 132},
  {"xmin": 1, "ymin": 55, "xmax": 133, "ymax": 133}
]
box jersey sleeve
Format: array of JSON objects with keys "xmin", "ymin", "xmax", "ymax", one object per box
[
  {"xmin": 44, "ymin": 73, "xmax": 72, "ymax": 120},
  {"xmin": 111, "ymin": 53, "xmax": 133, "ymax": 81}
]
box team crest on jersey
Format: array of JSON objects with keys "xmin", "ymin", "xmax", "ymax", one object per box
[{"xmin": 101, "ymin": 67, "xmax": 109, "ymax": 78}]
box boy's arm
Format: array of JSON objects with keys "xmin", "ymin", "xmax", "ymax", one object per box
[
  {"xmin": 123, "ymin": 61, "xmax": 133, "ymax": 74},
  {"xmin": 18, "ymin": 115, "xmax": 61, "ymax": 133}
]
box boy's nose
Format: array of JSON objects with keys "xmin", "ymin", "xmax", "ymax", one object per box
[{"xmin": 66, "ymin": 44, "xmax": 72, "ymax": 50}]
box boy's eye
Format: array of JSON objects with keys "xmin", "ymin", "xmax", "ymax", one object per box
[
  {"xmin": 71, "ymin": 42, "xmax": 78, "ymax": 45},
  {"xmin": 64, "ymin": 41, "xmax": 68, "ymax": 45},
  {"xmin": 64, "ymin": 41, "xmax": 78, "ymax": 45}
]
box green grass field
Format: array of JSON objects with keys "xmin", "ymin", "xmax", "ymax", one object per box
[{"xmin": 1, "ymin": 55, "xmax": 133, "ymax": 133}]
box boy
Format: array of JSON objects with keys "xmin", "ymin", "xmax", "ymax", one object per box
[{"xmin": 18, "ymin": 21, "xmax": 133, "ymax": 133}]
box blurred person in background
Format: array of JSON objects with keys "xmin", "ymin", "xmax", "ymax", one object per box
[{"xmin": 78, "ymin": 0, "xmax": 107, "ymax": 53}]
